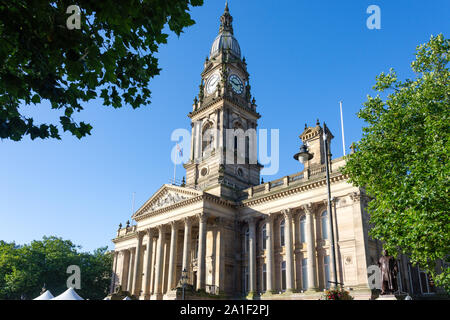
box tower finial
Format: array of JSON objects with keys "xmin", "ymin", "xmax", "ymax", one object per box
[{"xmin": 220, "ymin": 0, "xmax": 233, "ymax": 34}]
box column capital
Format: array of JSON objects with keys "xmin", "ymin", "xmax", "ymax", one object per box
[
  {"xmin": 302, "ymin": 203, "xmax": 315, "ymax": 215},
  {"xmin": 262, "ymin": 213, "xmax": 275, "ymax": 223},
  {"xmin": 245, "ymin": 216, "xmax": 258, "ymax": 226},
  {"xmin": 137, "ymin": 230, "xmax": 146, "ymax": 238},
  {"xmin": 156, "ymin": 225, "xmax": 165, "ymax": 234},
  {"xmin": 281, "ymin": 208, "xmax": 293, "ymax": 220},
  {"xmin": 183, "ymin": 216, "xmax": 193, "ymax": 226},
  {"xmin": 147, "ymin": 227, "xmax": 155, "ymax": 237},
  {"xmin": 349, "ymin": 191, "xmax": 361, "ymax": 203},
  {"xmin": 197, "ymin": 212, "xmax": 208, "ymax": 223},
  {"xmin": 169, "ymin": 220, "xmax": 181, "ymax": 230}
]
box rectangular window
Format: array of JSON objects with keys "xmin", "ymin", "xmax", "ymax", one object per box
[
  {"xmin": 280, "ymin": 221, "xmax": 285, "ymax": 247},
  {"xmin": 302, "ymin": 258, "xmax": 308, "ymax": 290},
  {"xmin": 324, "ymin": 255, "xmax": 330, "ymax": 289},
  {"xmin": 262, "ymin": 263, "xmax": 267, "ymax": 292},
  {"xmin": 300, "ymin": 217, "xmax": 306, "ymax": 243},
  {"xmin": 281, "ymin": 261, "xmax": 286, "ymax": 291}
]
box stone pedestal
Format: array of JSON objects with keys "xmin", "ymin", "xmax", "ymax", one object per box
[{"xmin": 163, "ymin": 290, "xmax": 178, "ymax": 300}]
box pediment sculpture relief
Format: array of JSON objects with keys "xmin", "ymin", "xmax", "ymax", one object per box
[{"xmin": 149, "ymin": 191, "xmax": 189, "ymax": 212}]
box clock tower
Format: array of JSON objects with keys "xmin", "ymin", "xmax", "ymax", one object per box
[{"xmin": 183, "ymin": 3, "xmax": 262, "ymax": 199}]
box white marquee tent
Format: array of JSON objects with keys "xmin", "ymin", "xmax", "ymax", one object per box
[
  {"xmin": 52, "ymin": 287, "xmax": 84, "ymax": 300},
  {"xmin": 33, "ymin": 290, "xmax": 54, "ymax": 300}
]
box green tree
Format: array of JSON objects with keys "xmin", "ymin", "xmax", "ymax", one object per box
[
  {"xmin": 0, "ymin": 236, "xmax": 113, "ymax": 299},
  {"xmin": 0, "ymin": 0, "xmax": 203, "ymax": 141},
  {"xmin": 342, "ymin": 34, "xmax": 449, "ymax": 293}
]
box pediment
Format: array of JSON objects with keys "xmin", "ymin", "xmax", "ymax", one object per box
[{"xmin": 133, "ymin": 185, "xmax": 201, "ymax": 218}]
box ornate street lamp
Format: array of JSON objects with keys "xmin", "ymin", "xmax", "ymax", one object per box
[
  {"xmin": 293, "ymin": 143, "xmax": 313, "ymax": 164},
  {"xmin": 181, "ymin": 268, "xmax": 188, "ymax": 300},
  {"xmin": 293, "ymin": 122, "xmax": 339, "ymax": 289}
]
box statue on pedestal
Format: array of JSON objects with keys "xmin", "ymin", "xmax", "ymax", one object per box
[{"xmin": 378, "ymin": 250, "xmax": 399, "ymax": 295}]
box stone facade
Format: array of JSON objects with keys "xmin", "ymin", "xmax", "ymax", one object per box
[{"xmin": 110, "ymin": 5, "xmax": 442, "ymax": 300}]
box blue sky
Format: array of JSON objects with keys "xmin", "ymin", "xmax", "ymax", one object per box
[{"xmin": 1, "ymin": 0, "xmax": 449, "ymax": 252}]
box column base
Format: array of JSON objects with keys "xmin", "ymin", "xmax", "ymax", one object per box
[
  {"xmin": 139, "ymin": 294, "xmax": 151, "ymax": 300},
  {"xmin": 163, "ymin": 290, "xmax": 178, "ymax": 300},
  {"xmin": 150, "ymin": 293, "xmax": 163, "ymax": 300},
  {"xmin": 304, "ymin": 288, "xmax": 320, "ymax": 294},
  {"xmin": 261, "ymin": 290, "xmax": 277, "ymax": 298},
  {"xmin": 245, "ymin": 292, "xmax": 258, "ymax": 300},
  {"xmin": 281, "ymin": 288, "xmax": 297, "ymax": 295}
]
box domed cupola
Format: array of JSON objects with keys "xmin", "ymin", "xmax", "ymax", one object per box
[{"xmin": 209, "ymin": 3, "xmax": 241, "ymax": 59}]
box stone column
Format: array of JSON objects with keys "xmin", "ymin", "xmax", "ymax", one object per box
[
  {"xmin": 214, "ymin": 218, "xmax": 225, "ymax": 293},
  {"xmin": 132, "ymin": 232, "xmax": 144, "ymax": 296},
  {"xmin": 110, "ymin": 252, "xmax": 118, "ymax": 294},
  {"xmin": 248, "ymin": 218, "xmax": 257, "ymax": 295},
  {"xmin": 153, "ymin": 226, "xmax": 164, "ymax": 299},
  {"xmin": 142, "ymin": 228, "xmax": 154, "ymax": 299},
  {"xmin": 197, "ymin": 213, "xmax": 208, "ymax": 290},
  {"xmin": 303, "ymin": 203, "xmax": 318, "ymax": 291},
  {"xmin": 282, "ymin": 209, "xmax": 295, "ymax": 292},
  {"xmin": 120, "ymin": 251, "xmax": 129, "ymax": 289},
  {"xmin": 265, "ymin": 215, "xmax": 274, "ymax": 293},
  {"xmin": 127, "ymin": 248, "xmax": 135, "ymax": 292},
  {"xmin": 182, "ymin": 218, "xmax": 192, "ymax": 273},
  {"xmin": 167, "ymin": 221, "xmax": 179, "ymax": 292}
]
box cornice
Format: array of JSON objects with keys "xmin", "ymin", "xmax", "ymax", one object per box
[
  {"xmin": 112, "ymin": 231, "xmax": 138, "ymax": 244},
  {"xmin": 240, "ymin": 172, "xmax": 348, "ymax": 207},
  {"xmin": 188, "ymin": 95, "xmax": 260, "ymax": 120}
]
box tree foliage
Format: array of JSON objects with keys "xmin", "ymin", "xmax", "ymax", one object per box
[
  {"xmin": 0, "ymin": 236, "xmax": 113, "ymax": 300},
  {"xmin": 342, "ymin": 34, "xmax": 450, "ymax": 293},
  {"xmin": 0, "ymin": 0, "xmax": 203, "ymax": 141}
]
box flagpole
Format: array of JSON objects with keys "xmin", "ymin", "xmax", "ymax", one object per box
[{"xmin": 339, "ymin": 100, "xmax": 346, "ymax": 156}]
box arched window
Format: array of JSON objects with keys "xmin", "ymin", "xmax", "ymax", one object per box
[
  {"xmin": 280, "ymin": 220, "xmax": 285, "ymax": 247},
  {"xmin": 202, "ymin": 122, "xmax": 214, "ymax": 156},
  {"xmin": 321, "ymin": 211, "xmax": 328, "ymax": 240},
  {"xmin": 262, "ymin": 263, "xmax": 267, "ymax": 292},
  {"xmin": 300, "ymin": 215, "xmax": 306, "ymax": 243},
  {"xmin": 194, "ymin": 234, "xmax": 199, "ymax": 259},
  {"xmin": 261, "ymin": 224, "xmax": 267, "ymax": 250}
]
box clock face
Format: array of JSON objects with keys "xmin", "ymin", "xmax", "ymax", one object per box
[
  {"xmin": 206, "ymin": 73, "xmax": 220, "ymax": 95},
  {"xmin": 229, "ymin": 74, "xmax": 244, "ymax": 94}
]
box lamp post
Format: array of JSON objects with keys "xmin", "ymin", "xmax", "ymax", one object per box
[
  {"xmin": 293, "ymin": 122, "xmax": 339, "ymax": 289},
  {"xmin": 181, "ymin": 268, "xmax": 188, "ymax": 300}
]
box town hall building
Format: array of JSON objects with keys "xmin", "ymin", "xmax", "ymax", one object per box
[{"xmin": 110, "ymin": 4, "xmax": 438, "ymax": 300}]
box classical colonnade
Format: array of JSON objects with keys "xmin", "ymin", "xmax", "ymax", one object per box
[
  {"xmin": 242, "ymin": 203, "xmax": 334, "ymax": 295},
  {"xmin": 111, "ymin": 213, "xmax": 210, "ymax": 299},
  {"xmin": 111, "ymin": 201, "xmax": 335, "ymax": 298}
]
